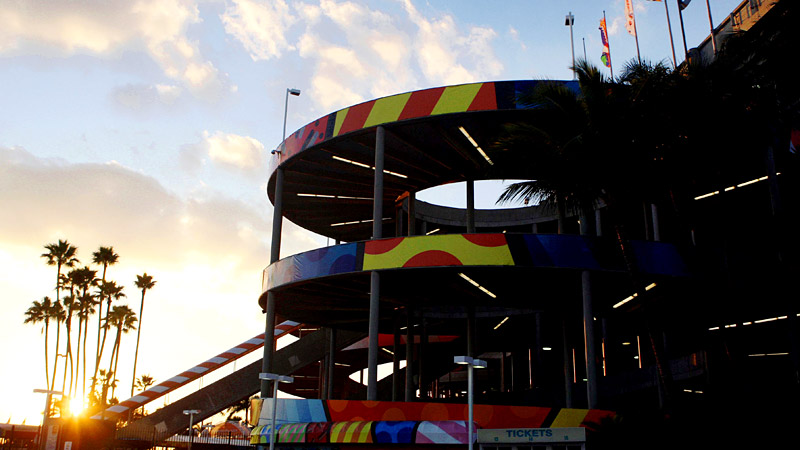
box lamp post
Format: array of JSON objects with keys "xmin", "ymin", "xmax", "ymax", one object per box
[
  {"xmin": 183, "ymin": 409, "xmax": 200, "ymax": 450},
  {"xmin": 565, "ymin": 12, "xmax": 576, "ymax": 79},
  {"xmin": 33, "ymin": 389, "xmax": 61, "ymax": 450},
  {"xmin": 454, "ymin": 356, "xmax": 486, "ymax": 450},
  {"xmin": 272, "ymin": 88, "xmax": 301, "ymax": 155},
  {"xmin": 259, "ymin": 373, "xmax": 294, "ymax": 450}
]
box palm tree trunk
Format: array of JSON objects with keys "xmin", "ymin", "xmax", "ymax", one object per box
[
  {"xmin": 111, "ymin": 329, "xmax": 122, "ymax": 400},
  {"xmin": 131, "ymin": 291, "xmax": 146, "ymax": 397},
  {"xmin": 51, "ymin": 320, "xmax": 61, "ymax": 394},
  {"xmin": 74, "ymin": 315, "xmax": 82, "ymax": 398},
  {"xmin": 44, "ymin": 320, "xmax": 51, "ymax": 391},
  {"xmin": 82, "ymin": 314, "xmax": 89, "ymax": 400},
  {"xmin": 92, "ymin": 265, "xmax": 107, "ymax": 393}
]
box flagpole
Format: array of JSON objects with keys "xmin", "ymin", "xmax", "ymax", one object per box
[
  {"xmin": 582, "ymin": 38, "xmax": 587, "ymax": 62},
  {"xmin": 604, "ymin": 10, "xmax": 613, "ymax": 78},
  {"xmin": 677, "ymin": 0, "xmax": 689, "ymax": 61},
  {"xmin": 705, "ymin": 0, "xmax": 717, "ymax": 55},
  {"xmin": 663, "ymin": 0, "xmax": 678, "ymax": 68},
  {"xmin": 631, "ymin": 1, "xmax": 641, "ymax": 63}
]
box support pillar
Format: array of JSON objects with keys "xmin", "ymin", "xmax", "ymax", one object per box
[
  {"xmin": 367, "ymin": 126, "xmax": 385, "ymax": 400},
  {"xmin": 261, "ymin": 167, "xmax": 285, "ymax": 397},
  {"xmin": 327, "ymin": 327, "xmax": 336, "ymax": 399},
  {"xmin": 405, "ymin": 308, "xmax": 414, "ymax": 402},
  {"xmin": 562, "ymin": 319, "xmax": 573, "ymax": 408},
  {"xmin": 466, "ymin": 180, "xmax": 475, "ymax": 233},
  {"xmin": 419, "ymin": 313, "xmax": 428, "ymax": 399},
  {"xmin": 392, "ymin": 314, "xmax": 401, "ymax": 401},
  {"xmin": 408, "ymin": 192, "xmax": 416, "ymax": 236},
  {"xmin": 580, "ymin": 209, "xmax": 598, "ymax": 408}
]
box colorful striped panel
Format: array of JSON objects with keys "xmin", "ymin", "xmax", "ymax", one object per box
[
  {"xmin": 416, "ymin": 420, "xmax": 473, "ymax": 444},
  {"xmin": 92, "ymin": 320, "xmax": 301, "ymax": 420},
  {"xmin": 549, "ymin": 409, "xmax": 589, "ymax": 428},
  {"xmin": 278, "ymin": 422, "xmax": 308, "ymax": 443},
  {"xmin": 330, "ymin": 421, "xmax": 374, "ymax": 443},
  {"xmin": 363, "ymin": 234, "xmax": 513, "ymax": 271},
  {"xmin": 270, "ymin": 80, "xmax": 581, "ymax": 177}
]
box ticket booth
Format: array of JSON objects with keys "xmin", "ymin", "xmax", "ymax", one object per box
[{"xmin": 478, "ymin": 427, "xmax": 586, "ymax": 450}]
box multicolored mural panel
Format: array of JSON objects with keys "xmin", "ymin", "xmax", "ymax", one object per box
[
  {"xmin": 250, "ymin": 399, "xmax": 614, "ymax": 445},
  {"xmin": 263, "ymin": 233, "xmax": 689, "ymax": 291}
]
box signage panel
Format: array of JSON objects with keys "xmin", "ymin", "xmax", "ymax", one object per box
[{"xmin": 478, "ymin": 427, "xmax": 586, "ymax": 444}]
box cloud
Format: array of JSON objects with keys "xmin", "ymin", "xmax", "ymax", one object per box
[
  {"xmin": 509, "ymin": 26, "xmax": 527, "ymax": 51},
  {"xmin": 401, "ymin": 0, "xmax": 503, "ymax": 86},
  {"xmin": 204, "ymin": 131, "xmax": 265, "ymax": 172},
  {"xmin": 111, "ymin": 83, "xmax": 183, "ymax": 111},
  {"xmin": 220, "ymin": 0, "xmax": 296, "ymax": 61},
  {"xmin": 0, "ymin": 0, "xmax": 229, "ymax": 99},
  {"xmin": 0, "ymin": 145, "xmax": 318, "ymax": 275}
]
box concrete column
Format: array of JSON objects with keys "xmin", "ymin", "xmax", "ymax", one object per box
[
  {"xmin": 466, "ymin": 180, "xmax": 475, "ymax": 233},
  {"xmin": 595, "ymin": 209, "xmax": 603, "ymax": 237},
  {"xmin": 651, "ymin": 203, "xmax": 660, "ymax": 242},
  {"xmin": 367, "ymin": 126, "xmax": 385, "ymax": 401},
  {"xmin": 419, "ymin": 314, "xmax": 427, "ymax": 399},
  {"xmin": 405, "ymin": 308, "xmax": 414, "ymax": 402},
  {"xmin": 408, "ymin": 192, "xmax": 416, "ymax": 236},
  {"xmin": 580, "ymin": 209, "xmax": 598, "ymax": 408},
  {"xmin": 327, "ymin": 328, "xmax": 336, "ymax": 399},
  {"xmin": 392, "ymin": 314, "xmax": 401, "ymax": 401},
  {"xmin": 467, "ymin": 304, "xmax": 476, "ymax": 358},
  {"xmin": 562, "ymin": 319, "xmax": 573, "ymax": 408},
  {"xmin": 261, "ymin": 167, "xmax": 285, "ymax": 397}
]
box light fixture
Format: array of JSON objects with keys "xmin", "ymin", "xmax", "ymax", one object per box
[
  {"xmin": 260, "ymin": 372, "xmax": 295, "ymax": 450},
  {"xmin": 453, "ymin": 356, "xmax": 486, "ymax": 450},
  {"xmin": 458, "ymin": 273, "xmax": 496, "ymax": 299},
  {"xmin": 183, "ymin": 409, "xmax": 201, "ymax": 450},
  {"xmin": 274, "ymin": 88, "xmax": 302, "ymax": 155},
  {"xmin": 426, "ymin": 228, "xmax": 440, "ymax": 235},
  {"xmin": 458, "ymin": 126, "xmax": 493, "ymax": 165},
  {"xmin": 493, "ymin": 316, "xmax": 509, "ymax": 330},
  {"xmin": 331, "ymin": 155, "xmax": 408, "ymax": 178}
]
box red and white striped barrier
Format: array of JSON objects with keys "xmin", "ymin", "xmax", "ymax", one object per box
[{"xmin": 92, "ymin": 320, "xmax": 301, "ymax": 420}]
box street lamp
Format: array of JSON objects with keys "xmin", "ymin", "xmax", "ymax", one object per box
[
  {"xmin": 183, "ymin": 409, "xmax": 200, "ymax": 450},
  {"xmin": 454, "ymin": 356, "xmax": 486, "ymax": 450},
  {"xmin": 565, "ymin": 12, "xmax": 576, "ymax": 80},
  {"xmin": 259, "ymin": 372, "xmax": 294, "ymax": 450},
  {"xmin": 272, "ymin": 88, "xmax": 301, "ymax": 155},
  {"xmin": 33, "ymin": 389, "xmax": 62, "ymax": 450}
]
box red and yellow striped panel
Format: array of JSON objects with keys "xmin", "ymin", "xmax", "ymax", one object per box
[
  {"xmin": 333, "ymin": 82, "xmax": 498, "ymax": 138},
  {"xmin": 330, "ymin": 421, "xmax": 374, "ymax": 443},
  {"xmin": 363, "ymin": 234, "xmax": 513, "ymax": 271}
]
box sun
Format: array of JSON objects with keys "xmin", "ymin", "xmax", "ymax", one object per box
[{"xmin": 69, "ymin": 397, "xmax": 86, "ymax": 416}]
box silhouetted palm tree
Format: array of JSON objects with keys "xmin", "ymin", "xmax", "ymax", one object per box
[
  {"xmin": 105, "ymin": 305, "xmax": 137, "ymax": 400},
  {"xmin": 24, "ymin": 297, "xmax": 54, "ymax": 390},
  {"xmin": 93, "ymin": 280, "xmax": 125, "ymax": 394},
  {"xmin": 131, "ymin": 273, "xmax": 156, "ymax": 397},
  {"xmin": 41, "ymin": 240, "xmax": 79, "ymax": 392},
  {"xmin": 48, "ymin": 300, "xmax": 66, "ymax": 392},
  {"xmin": 91, "ymin": 246, "xmax": 119, "ymax": 388}
]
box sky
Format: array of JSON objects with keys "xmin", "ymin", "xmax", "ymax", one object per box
[{"xmin": 0, "ymin": 0, "xmax": 744, "ymax": 424}]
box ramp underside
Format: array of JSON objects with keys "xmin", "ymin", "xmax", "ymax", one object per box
[{"xmin": 119, "ymin": 329, "xmax": 365, "ymax": 440}]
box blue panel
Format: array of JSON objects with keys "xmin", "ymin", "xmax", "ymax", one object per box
[{"xmin": 374, "ymin": 421, "xmax": 417, "ymax": 444}]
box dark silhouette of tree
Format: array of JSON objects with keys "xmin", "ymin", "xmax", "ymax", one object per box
[
  {"xmin": 131, "ymin": 273, "xmax": 156, "ymax": 397},
  {"xmin": 24, "ymin": 296, "xmax": 54, "ymax": 390}
]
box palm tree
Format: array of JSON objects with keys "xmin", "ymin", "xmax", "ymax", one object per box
[
  {"xmin": 48, "ymin": 300, "xmax": 66, "ymax": 392},
  {"xmin": 93, "ymin": 280, "xmax": 125, "ymax": 394},
  {"xmin": 41, "ymin": 240, "xmax": 79, "ymax": 391},
  {"xmin": 105, "ymin": 305, "xmax": 137, "ymax": 401},
  {"xmin": 91, "ymin": 246, "xmax": 119, "ymax": 388},
  {"xmin": 76, "ymin": 290, "xmax": 96, "ymax": 399},
  {"xmin": 24, "ymin": 297, "xmax": 54, "ymax": 390},
  {"xmin": 131, "ymin": 273, "xmax": 156, "ymax": 397},
  {"xmin": 133, "ymin": 374, "xmax": 155, "ymax": 418}
]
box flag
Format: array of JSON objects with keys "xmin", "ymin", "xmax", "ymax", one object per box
[
  {"xmin": 679, "ymin": 0, "xmax": 691, "ymax": 10},
  {"xmin": 599, "ymin": 18, "xmax": 611, "ymax": 68},
  {"xmin": 625, "ymin": 0, "xmax": 636, "ymax": 36}
]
